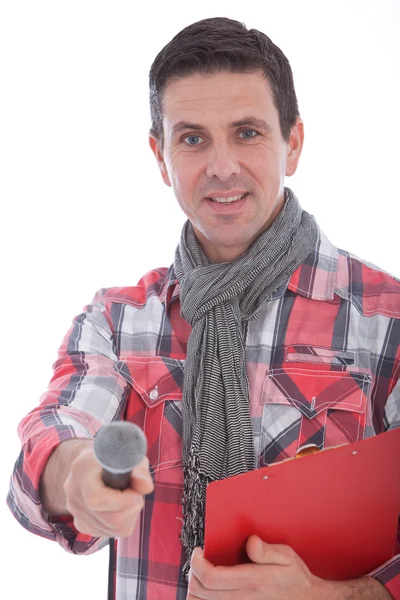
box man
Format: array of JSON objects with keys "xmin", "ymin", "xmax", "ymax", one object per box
[{"xmin": 7, "ymin": 16, "xmax": 400, "ymax": 600}]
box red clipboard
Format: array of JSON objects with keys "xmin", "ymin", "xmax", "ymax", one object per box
[{"xmin": 204, "ymin": 429, "xmax": 400, "ymax": 580}]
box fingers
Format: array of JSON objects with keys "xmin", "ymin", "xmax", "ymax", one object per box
[
  {"xmin": 188, "ymin": 544, "xmax": 315, "ymax": 599},
  {"xmin": 187, "ymin": 570, "xmax": 227, "ymax": 599},
  {"xmin": 190, "ymin": 542, "xmax": 297, "ymax": 594},
  {"xmin": 190, "ymin": 548, "xmax": 239, "ymax": 592},
  {"xmin": 65, "ymin": 481, "xmax": 144, "ymax": 537},
  {"xmin": 71, "ymin": 501, "xmax": 143, "ymax": 538},
  {"xmin": 188, "ymin": 568, "xmax": 236, "ymax": 599},
  {"xmin": 64, "ymin": 446, "xmax": 152, "ymax": 538},
  {"xmin": 188, "ymin": 548, "xmax": 269, "ymax": 597}
]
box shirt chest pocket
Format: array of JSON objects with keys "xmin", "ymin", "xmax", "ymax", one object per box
[
  {"xmin": 258, "ymin": 365, "xmax": 372, "ymax": 466},
  {"xmin": 116, "ymin": 356, "xmax": 184, "ymax": 474}
]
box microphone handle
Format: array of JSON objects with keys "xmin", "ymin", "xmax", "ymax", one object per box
[
  {"xmin": 102, "ymin": 469, "xmax": 131, "ymax": 600},
  {"xmin": 102, "ymin": 469, "xmax": 131, "ymax": 490}
]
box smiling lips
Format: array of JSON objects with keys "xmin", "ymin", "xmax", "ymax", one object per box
[{"xmin": 206, "ymin": 192, "xmax": 248, "ymax": 205}]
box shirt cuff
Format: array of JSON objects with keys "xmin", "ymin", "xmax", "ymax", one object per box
[
  {"xmin": 7, "ymin": 422, "xmax": 103, "ymax": 555},
  {"xmin": 370, "ymin": 555, "xmax": 400, "ymax": 598}
]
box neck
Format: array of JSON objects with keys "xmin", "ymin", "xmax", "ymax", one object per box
[{"xmin": 193, "ymin": 194, "xmax": 287, "ymax": 263}]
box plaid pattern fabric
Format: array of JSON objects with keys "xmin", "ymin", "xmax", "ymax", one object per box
[{"xmin": 7, "ymin": 228, "xmax": 400, "ymax": 599}]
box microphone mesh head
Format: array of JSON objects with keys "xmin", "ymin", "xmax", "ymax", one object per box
[{"xmin": 94, "ymin": 421, "xmax": 147, "ymax": 474}]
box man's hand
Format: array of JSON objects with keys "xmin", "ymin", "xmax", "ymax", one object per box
[
  {"xmin": 187, "ymin": 535, "xmax": 314, "ymax": 600},
  {"xmin": 187, "ymin": 536, "xmax": 392, "ymax": 599},
  {"xmin": 41, "ymin": 439, "xmax": 154, "ymax": 538},
  {"xmin": 64, "ymin": 445, "xmax": 154, "ymax": 538}
]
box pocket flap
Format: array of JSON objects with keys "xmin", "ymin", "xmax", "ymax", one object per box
[
  {"xmin": 286, "ymin": 345, "xmax": 355, "ymax": 366},
  {"xmin": 116, "ymin": 356, "xmax": 184, "ymax": 408},
  {"xmin": 261, "ymin": 367, "xmax": 371, "ymax": 418}
]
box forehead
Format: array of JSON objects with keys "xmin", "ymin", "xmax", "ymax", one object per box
[{"xmin": 162, "ymin": 70, "xmax": 277, "ymax": 128}]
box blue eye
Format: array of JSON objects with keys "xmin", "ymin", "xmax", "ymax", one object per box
[
  {"xmin": 184, "ymin": 135, "xmax": 203, "ymax": 145},
  {"xmin": 240, "ymin": 129, "xmax": 258, "ymax": 139}
]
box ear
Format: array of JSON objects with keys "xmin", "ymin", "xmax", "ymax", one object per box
[
  {"xmin": 149, "ymin": 135, "xmax": 172, "ymax": 187},
  {"xmin": 285, "ymin": 117, "xmax": 304, "ymax": 177}
]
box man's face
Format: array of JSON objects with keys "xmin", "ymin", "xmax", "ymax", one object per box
[{"xmin": 150, "ymin": 70, "xmax": 303, "ymax": 263}]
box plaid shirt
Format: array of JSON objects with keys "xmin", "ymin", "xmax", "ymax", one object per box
[{"xmin": 7, "ymin": 227, "xmax": 400, "ymax": 599}]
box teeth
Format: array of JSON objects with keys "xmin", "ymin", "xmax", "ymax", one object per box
[{"xmin": 210, "ymin": 194, "xmax": 245, "ymax": 203}]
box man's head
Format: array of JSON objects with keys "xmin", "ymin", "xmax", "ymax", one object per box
[
  {"xmin": 149, "ymin": 17, "xmax": 304, "ymax": 262},
  {"xmin": 149, "ymin": 17, "xmax": 299, "ymax": 150}
]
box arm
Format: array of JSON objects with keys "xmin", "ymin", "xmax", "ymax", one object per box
[
  {"xmin": 6, "ymin": 291, "xmax": 138, "ymax": 553},
  {"xmin": 313, "ymin": 575, "xmax": 392, "ymax": 599}
]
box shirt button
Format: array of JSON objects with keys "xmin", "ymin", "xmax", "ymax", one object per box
[{"xmin": 150, "ymin": 387, "xmax": 159, "ymax": 401}]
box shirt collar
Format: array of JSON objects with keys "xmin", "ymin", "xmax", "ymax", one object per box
[
  {"xmin": 287, "ymin": 228, "xmax": 338, "ymax": 301},
  {"xmin": 164, "ymin": 228, "xmax": 339, "ymax": 310},
  {"xmin": 163, "ymin": 265, "xmax": 180, "ymax": 311}
]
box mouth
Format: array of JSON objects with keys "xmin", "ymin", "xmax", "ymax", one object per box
[{"xmin": 206, "ymin": 192, "xmax": 248, "ymax": 205}]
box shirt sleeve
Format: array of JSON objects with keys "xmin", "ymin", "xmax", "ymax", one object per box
[
  {"xmin": 369, "ymin": 377, "xmax": 400, "ymax": 598},
  {"xmin": 6, "ymin": 291, "xmax": 130, "ymax": 555}
]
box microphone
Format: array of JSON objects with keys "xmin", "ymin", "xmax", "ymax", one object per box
[
  {"xmin": 94, "ymin": 421, "xmax": 147, "ymax": 490},
  {"xmin": 94, "ymin": 422, "xmax": 147, "ymax": 600}
]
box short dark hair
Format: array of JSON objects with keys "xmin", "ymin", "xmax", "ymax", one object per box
[{"xmin": 149, "ymin": 17, "xmax": 300, "ymax": 149}]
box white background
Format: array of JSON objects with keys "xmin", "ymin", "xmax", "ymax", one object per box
[{"xmin": 1, "ymin": 1, "xmax": 399, "ymax": 598}]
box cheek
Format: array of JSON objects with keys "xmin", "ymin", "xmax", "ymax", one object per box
[
  {"xmin": 243, "ymin": 145, "xmax": 281, "ymax": 177},
  {"xmin": 169, "ymin": 157, "xmax": 202, "ymax": 196}
]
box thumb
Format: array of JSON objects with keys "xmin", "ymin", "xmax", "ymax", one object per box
[
  {"xmin": 130, "ymin": 457, "xmax": 154, "ymax": 495},
  {"xmin": 246, "ymin": 535, "xmax": 269, "ymax": 564},
  {"xmin": 246, "ymin": 536, "xmax": 292, "ymax": 566}
]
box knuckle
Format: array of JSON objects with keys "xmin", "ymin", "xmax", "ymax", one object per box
[
  {"xmin": 140, "ymin": 455, "xmax": 150, "ymax": 469},
  {"xmin": 281, "ymin": 544, "xmax": 295, "ymax": 558},
  {"xmin": 134, "ymin": 495, "xmax": 145, "ymax": 511},
  {"xmin": 84, "ymin": 497, "xmax": 99, "ymax": 512},
  {"xmin": 118, "ymin": 524, "xmax": 135, "ymax": 538},
  {"xmin": 105, "ymin": 510, "xmax": 137, "ymax": 537},
  {"xmin": 247, "ymin": 576, "xmax": 261, "ymax": 592},
  {"xmin": 201, "ymin": 571, "xmax": 214, "ymax": 589},
  {"xmin": 109, "ymin": 512, "xmax": 127, "ymax": 530},
  {"xmin": 65, "ymin": 498, "xmax": 75, "ymax": 515},
  {"xmin": 65, "ymin": 495, "xmax": 80, "ymax": 517},
  {"xmin": 63, "ymin": 477, "xmax": 73, "ymax": 497},
  {"xmin": 187, "ymin": 572, "xmax": 201, "ymax": 594},
  {"xmin": 84, "ymin": 491, "xmax": 102, "ymax": 512},
  {"xmin": 73, "ymin": 517, "xmax": 90, "ymax": 535},
  {"xmin": 126, "ymin": 494, "xmax": 144, "ymax": 513}
]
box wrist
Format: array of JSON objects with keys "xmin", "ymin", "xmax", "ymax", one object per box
[
  {"xmin": 311, "ymin": 575, "xmax": 392, "ymax": 599},
  {"xmin": 40, "ymin": 438, "xmax": 93, "ymax": 515}
]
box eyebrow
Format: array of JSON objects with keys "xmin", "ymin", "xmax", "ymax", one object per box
[
  {"xmin": 170, "ymin": 116, "xmax": 273, "ymax": 136},
  {"xmin": 231, "ymin": 117, "xmax": 273, "ymax": 132}
]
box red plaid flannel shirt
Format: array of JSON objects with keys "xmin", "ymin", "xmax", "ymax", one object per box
[{"xmin": 7, "ymin": 228, "xmax": 400, "ymax": 599}]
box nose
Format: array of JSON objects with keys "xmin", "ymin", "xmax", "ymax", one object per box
[{"xmin": 206, "ymin": 140, "xmax": 241, "ymax": 180}]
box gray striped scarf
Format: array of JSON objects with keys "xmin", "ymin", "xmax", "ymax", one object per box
[{"xmin": 173, "ymin": 188, "xmax": 318, "ymax": 577}]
